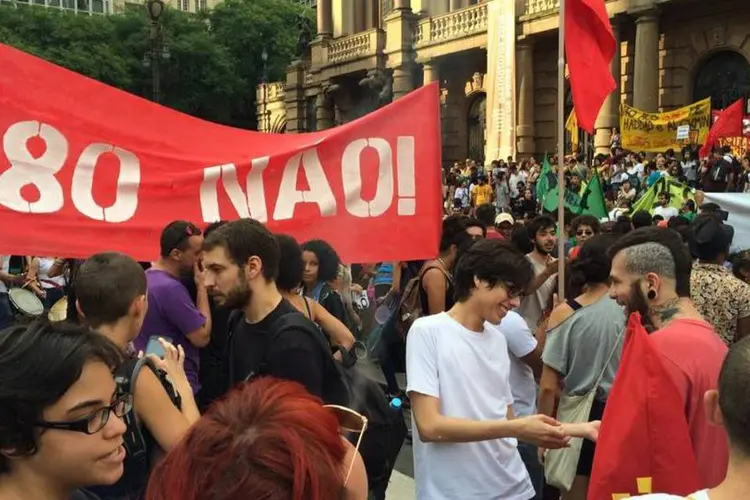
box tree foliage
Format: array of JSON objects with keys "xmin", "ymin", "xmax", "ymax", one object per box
[{"xmin": 0, "ymin": 0, "xmax": 312, "ymax": 128}]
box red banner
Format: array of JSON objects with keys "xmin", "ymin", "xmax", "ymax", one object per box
[{"xmin": 0, "ymin": 44, "xmax": 442, "ymax": 263}]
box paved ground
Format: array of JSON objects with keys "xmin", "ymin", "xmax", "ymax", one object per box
[{"xmin": 357, "ymin": 360, "xmax": 415, "ymax": 499}]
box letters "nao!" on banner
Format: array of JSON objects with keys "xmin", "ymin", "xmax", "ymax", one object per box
[{"xmin": 0, "ymin": 44, "xmax": 443, "ymax": 263}]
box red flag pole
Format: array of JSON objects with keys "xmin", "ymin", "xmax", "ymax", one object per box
[{"xmin": 557, "ymin": 0, "xmax": 567, "ymax": 301}]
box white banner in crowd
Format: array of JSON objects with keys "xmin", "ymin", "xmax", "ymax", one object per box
[
  {"xmin": 702, "ymin": 193, "xmax": 750, "ymax": 252},
  {"xmin": 485, "ymin": 0, "xmax": 516, "ymax": 162}
]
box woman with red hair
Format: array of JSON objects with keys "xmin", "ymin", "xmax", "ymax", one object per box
[{"xmin": 145, "ymin": 377, "xmax": 368, "ymax": 500}]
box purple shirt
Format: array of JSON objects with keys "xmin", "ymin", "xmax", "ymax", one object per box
[{"xmin": 134, "ymin": 269, "xmax": 205, "ymax": 394}]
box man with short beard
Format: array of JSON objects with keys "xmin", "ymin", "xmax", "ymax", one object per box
[
  {"xmin": 201, "ymin": 218, "xmax": 326, "ymax": 398},
  {"xmin": 608, "ymin": 227, "xmax": 728, "ymax": 489},
  {"xmin": 518, "ymin": 215, "xmax": 559, "ymax": 331}
]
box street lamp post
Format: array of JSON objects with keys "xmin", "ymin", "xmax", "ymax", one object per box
[{"xmin": 143, "ymin": 0, "xmax": 170, "ymax": 104}]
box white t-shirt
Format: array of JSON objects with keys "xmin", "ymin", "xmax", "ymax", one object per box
[
  {"xmin": 632, "ymin": 490, "xmax": 709, "ymax": 500},
  {"xmin": 492, "ymin": 311, "xmax": 538, "ymax": 417},
  {"xmin": 406, "ymin": 312, "xmax": 534, "ymax": 500},
  {"xmin": 653, "ymin": 206, "xmax": 679, "ymax": 221},
  {"xmin": 37, "ymin": 257, "xmax": 66, "ymax": 289}
]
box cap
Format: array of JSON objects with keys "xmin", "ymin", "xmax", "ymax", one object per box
[{"xmin": 495, "ymin": 213, "xmax": 515, "ymax": 226}]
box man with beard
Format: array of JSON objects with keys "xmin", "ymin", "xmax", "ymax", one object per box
[
  {"xmin": 608, "ymin": 227, "xmax": 729, "ymax": 488},
  {"xmin": 201, "ymin": 218, "xmax": 326, "ymax": 398},
  {"xmin": 518, "ymin": 215, "xmax": 559, "ymax": 331},
  {"xmin": 135, "ymin": 220, "xmax": 212, "ymax": 395}
]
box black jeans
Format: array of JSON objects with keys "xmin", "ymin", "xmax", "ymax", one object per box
[{"xmin": 376, "ymin": 312, "xmax": 403, "ymax": 395}]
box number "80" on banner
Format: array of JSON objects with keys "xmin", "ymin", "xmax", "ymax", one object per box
[{"xmin": 0, "ymin": 121, "xmax": 140, "ymax": 223}]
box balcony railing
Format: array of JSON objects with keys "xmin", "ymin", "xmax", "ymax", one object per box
[
  {"xmin": 326, "ymin": 28, "xmax": 384, "ymax": 65},
  {"xmin": 415, "ymin": 3, "xmax": 488, "ymax": 47}
]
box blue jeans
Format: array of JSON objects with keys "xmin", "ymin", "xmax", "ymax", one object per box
[
  {"xmin": 518, "ymin": 441, "xmax": 543, "ymax": 500},
  {"xmin": 0, "ymin": 293, "xmax": 14, "ymax": 331}
]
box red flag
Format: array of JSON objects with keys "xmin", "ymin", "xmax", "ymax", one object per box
[
  {"xmin": 700, "ymin": 99, "xmax": 745, "ymax": 158},
  {"xmin": 565, "ymin": 0, "xmax": 617, "ymax": 134},
  {"xmin": 587, "ymin": 313, "xmax": 701, "ymax": 500}
]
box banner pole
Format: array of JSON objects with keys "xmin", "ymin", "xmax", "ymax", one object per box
[{"xmin": 556, "ymin": 0, "xmax": 566, "ymax": 301}]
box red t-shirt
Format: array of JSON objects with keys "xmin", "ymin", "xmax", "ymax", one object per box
[
  {"xmin": 486, "ymin": 228, "xmax": 504, "ymax": 240},
  {"xmin": 650, "ymin": 319, "xmax": 729, "ymax": 488}
]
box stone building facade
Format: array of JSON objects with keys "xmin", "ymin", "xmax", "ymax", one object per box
[{"xmin": 257, "ymin": 0, "xmax": 750, "ymax": 164}]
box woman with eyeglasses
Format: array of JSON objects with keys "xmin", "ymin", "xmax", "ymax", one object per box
[
  {"xmin": 568, "ymin": 215, "xmax": 601, "ymax": 260},
  {"xmin": 0, "ymin": 319, "xmax": 128, "ymax": 500},
  {"xmin": 145, "ymin": 377, "xmax": 368, "ymax": 500}
]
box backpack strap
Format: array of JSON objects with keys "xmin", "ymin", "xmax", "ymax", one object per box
[
  {"xmin": 115, "ymin": 357, "xmax": 151, "ymax": 462},
  {"xmin": 420, "ymin": 263, "xmax": 452, "ymax": 285},
  {"xmin": 311, "ymin": 281, "xmax": 326, "ymax": 302}
]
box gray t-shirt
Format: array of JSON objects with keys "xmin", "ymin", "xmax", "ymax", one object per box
[
  {"xmin": 542, "ymin": 295, "xmax": 625, "ymax": 402},
  {"xmin": 518, "ymin": 255, "xmax": 556, "ymax": 332}
]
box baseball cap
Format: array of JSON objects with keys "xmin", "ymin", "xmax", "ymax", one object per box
[{"xmin": 495, "ymin": 213, "xmax": 515, "ymax": 226}]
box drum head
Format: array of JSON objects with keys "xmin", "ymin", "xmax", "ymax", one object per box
[
  {"xmin": 49, "ymin": 296, "xmax": 69, "ymax": 322},
  {"xmin": 9, "ymin": 288, "xmax": 44, "ymax": 317}
]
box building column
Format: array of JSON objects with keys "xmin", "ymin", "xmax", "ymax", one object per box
[
  {"xmin": 423, "ymin": 59, "xmax": 439, "ymax": 85},
  {"xmin": 316, "ymin": 90, "xmax": 334, "ymax": 130},
  {"xmin": 633, "ymin": 10, "xmax": 659, "ymax": 112},
  {"xmin": 594, "ymin": 20, "xmax": 622, "ymax": 154},
  {"xmin": 392, "ymin": 66, "xmax": 414, "ymax": 100},
  {"xmin": 316, "ymin": 0, "xmax": 333, "ymax": 38},
  {"xmin": 394, "ymin": 0, "xmax": 410, "ymax": 9},
  {"xmin": 516, "ymin": 41, "xmax": 535, "ymax": 156},
  {"xmin": 354, "ymin": 0, "xmax": 367, "ymax": 33}
]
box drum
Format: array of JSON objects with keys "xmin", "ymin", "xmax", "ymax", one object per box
[
  {"xmin": 49, "ymin": 296, "xmax": 69, "ymax": 322},
  {"xmin": 8, "ymin": 288, "xmax": 44, "ymax": 318}
]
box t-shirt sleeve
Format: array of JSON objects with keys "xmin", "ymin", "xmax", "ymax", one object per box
[
  {"xmin": 542, "ymin": 319, "xmax": 571, "ymax": 375},
  {"xmin": 266, "ymin": 329, "xmax": 325, "ymax": 398},
  {"xmin": 500, "ymin": 314, "xmax": 537, "ymax": 359},
  {"xmin": 161, "ymin": 282, "xmax": 206, "ymax": 336},
  {"xmin": 406, "ymin": 321, "xmax": 439, "ymax": 398},
  {"xmin": 736, "ymin": 280, "xmax": 750, "ymax": 319}
]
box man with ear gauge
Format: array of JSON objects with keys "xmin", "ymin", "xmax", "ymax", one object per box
[{"xmin": 608, "ymin": 227, "xmax": 728, "ymax": 489}]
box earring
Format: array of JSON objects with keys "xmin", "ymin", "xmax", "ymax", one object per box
[{"xmin": 647, "ymin": 289, "xmax": 657, "ymax": 300}]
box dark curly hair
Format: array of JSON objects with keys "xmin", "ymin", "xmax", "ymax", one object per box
[
  {"xmin": 301, "ymin": 239, "xmax": 341, "ymax": 283},
  {"xmin": 275, "ymin": 234, "xmax": 305, "ymax": 292},
  {"xmin": 569, "ymin": 233, "xmax": 621, "ymax": 292},
  {"xmin": 453, "ymin": 240, "xmax": 534, "ymax": 302},
  {"xmin": 0, "ymin": 319, "xmax": 122, "ymax": 473}
]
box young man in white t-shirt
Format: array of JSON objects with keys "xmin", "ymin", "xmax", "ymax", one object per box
[
  {"xmin": 633, "ymin": 337, "xmax": 750, "ymax": 500},
  {"xmin": 653, "ymin": 192, "xmax": 679, "ymax": 221},
  {"xmin": 407, "ymin": 240, "xmax": 598, "ymax": 500}
]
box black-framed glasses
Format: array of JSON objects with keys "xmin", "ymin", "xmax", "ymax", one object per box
[
  {"xmin": 502, "ymin": 281, "xmax": 523, "ymax": 299},
  {"xmin": 36, "ymin": 394, "xmax": 133, "ymax": 435},
  {"xmin": 576, "ymin": 230, "xmax": 594, "ymax": 237}
]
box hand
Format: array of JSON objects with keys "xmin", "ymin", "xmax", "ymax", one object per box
[
  {"xmin": 544, "ymin": 257, "xmax": 560, "ymax": 276},
  {"xmin": 35, "ymin": 288, "xmax": 47, "ymax": 299},
  {"xmin": 561, "ymin": 421, "xmax": 601, "ymax": 442},
  {"xmin": 147, "ymin": 339, "xmax": 189, "ymax": 386},
  {"xmin": 350, "ymin": 283, "xmax": 364, "ymax": 294},
  {"xmin": 552, "ymin": 293, "xmax": 563, "ymax": 309},
  {"xmin": 513, "ymin": 414, "xmax": 570, "ymax": 449},
  {"xmin": 193, "ymin": 260, "xmax": 206, "ymax": 288}
]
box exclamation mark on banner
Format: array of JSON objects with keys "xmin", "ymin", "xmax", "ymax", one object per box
[{"xmin": 397, "ymin": 136, "xmax": 416, "ymax": 215}]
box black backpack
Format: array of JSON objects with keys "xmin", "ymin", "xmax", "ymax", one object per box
[
  {"xmin": 226, "ymin": 309, "xmax": 407, "ymax": 500},
  {"xmin": 86, "ymin": 357, "xmax": 182, "ymax": 500}
]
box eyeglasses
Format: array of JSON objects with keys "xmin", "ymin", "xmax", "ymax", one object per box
[
  {"xmin": 324, "ymin": 404, "xmax": 368, "ymax": 485},
  {"xmin": 576, "ymin": 230, "xmax": 594, "ymax": 237},
  {"xmin": 36, "ymin": 394, "xmax": 133, "ymax": 435},
  {"xmin": 501, "ymin": 281, "xmax": 523, "ymax": 299}
]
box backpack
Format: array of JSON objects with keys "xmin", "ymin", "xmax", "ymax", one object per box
[
  {"xmin": 86, "ymin": 357, "xmax": 182, "ymax": 500},
  {"xmin": 226, "ymin": 309, "xmax": 407, "ymax": 500},
  {"xmin": 395, "ymin": 264, "xmax": 452, "ymax": 340}
]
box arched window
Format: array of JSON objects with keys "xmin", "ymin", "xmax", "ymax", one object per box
[
  {"xmin": 467, "ymin": 93, "xmax": 486, "ymax": 164},
  {"xmin": 693, "ymin": 51, "xmax": 750, "ymax": 110}
]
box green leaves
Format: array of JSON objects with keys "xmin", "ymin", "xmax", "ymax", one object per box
[{"xmin": 0, "ymin": 0, "xmax": 308, "ymax": 128}]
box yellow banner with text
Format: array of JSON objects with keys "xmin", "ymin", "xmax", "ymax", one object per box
[{"xmin": 620, "ymin": 98, "xmax": 711, "ymax": 152}]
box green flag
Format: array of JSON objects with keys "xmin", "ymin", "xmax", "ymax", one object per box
[
  {"xmin": 536, "ymin": 154, "xmax": 555, "ymax": 203},
  {"xmin": 542, "ymin": 170, "xmax": 608, "ymax": 219},
  {"xmin": 630, "ymin": 176, "xmax": 693, "ymax": 215}
]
